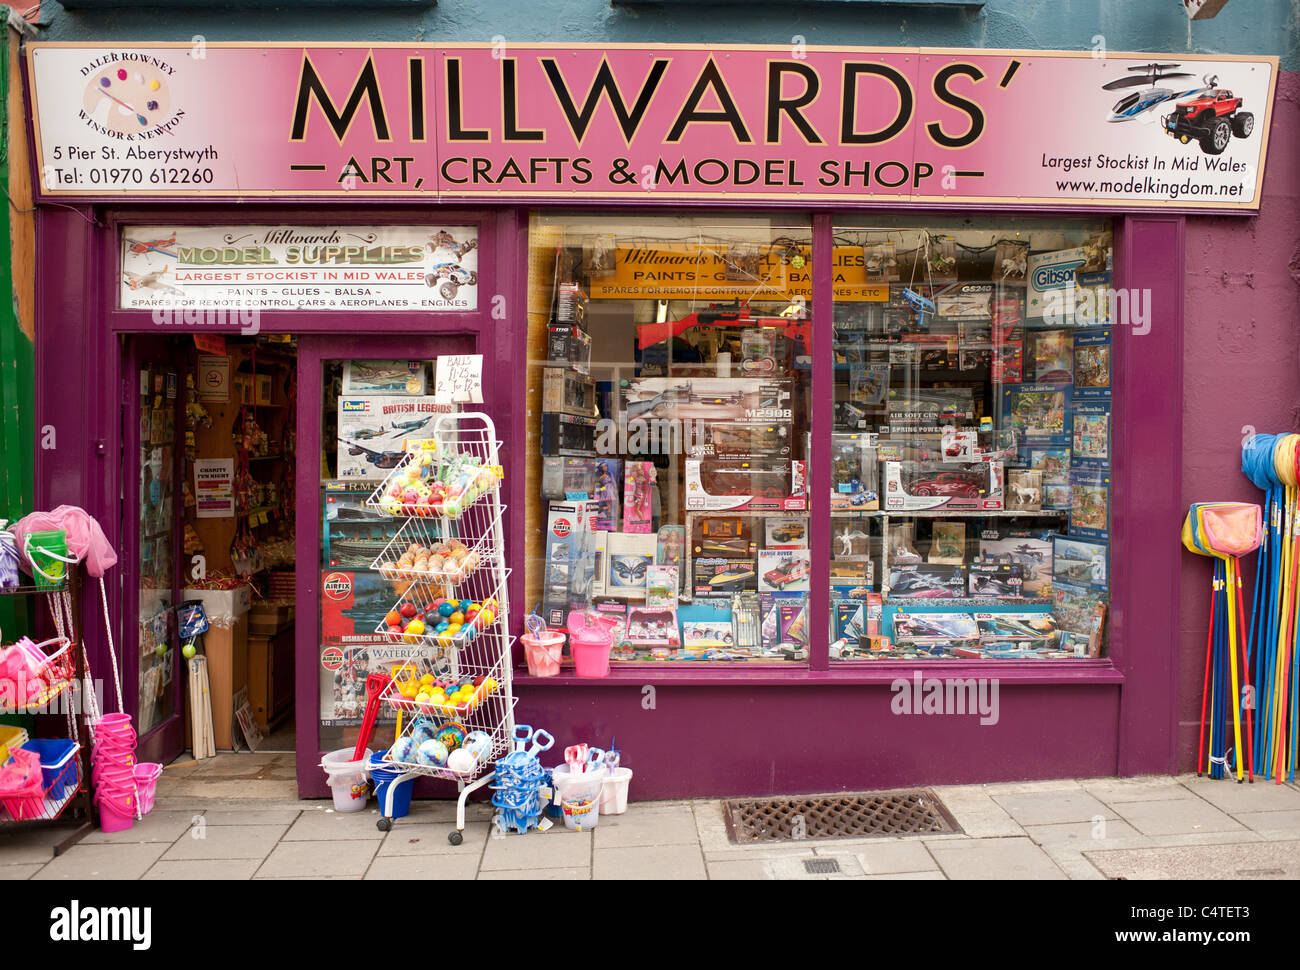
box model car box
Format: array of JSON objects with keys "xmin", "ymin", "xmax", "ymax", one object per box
[
  {"xmin": 687, "ymin": 420, "xmax": 793, "ymax": 460},
  {"xmin": 831, "ymin": 433, "xmax": 879, "ymax": 510},
  {"xmin": 619, "ymin": 377, "xmax": 793, "ymax": 424},
  {"xmin": 546, "ymin": 323, "xmax": 592, "ymax": 375},
  {"xmin": 764, "ymin": 516, "xmax": 808, "ymax": 549},
  {"xmin": 692, "ymin": 556, "xmax": 757, "ymax": 595},
  {"xmin": 336, "ymin": 396, "xmax": 453, "ymax": 480},
  {"xmin": 541, "ymin": 412, "xmax": 598, "ymax": 457},
  {"xmin": 684, "ymin": 459, "xmax": 807, "ymax": 512},
  {"xmin": 830, "ymin": 560, "xmax": 873, "ymax": 597},
  {"xmin": 691, "ymin": 516, "xmax": 757, "ymax": 559},
  {"xmin": 884, "ymin": 461, "xmax": 1004, "ymax": 511},
  {"xmin": 757, "ymin": 550, "xmax": 811, "ymax": 593},
  {"xmin": 542, "ymin": 367, "xmax": 597, "ymax": 417},
  {"xmin": 887, "ymin": 564, "xmax": 967, "ymax": 599}
]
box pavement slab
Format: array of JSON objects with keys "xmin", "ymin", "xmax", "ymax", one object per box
[{"xmin": 1085, "ymin": 840, "xmax": 1300, "ymax": 880}]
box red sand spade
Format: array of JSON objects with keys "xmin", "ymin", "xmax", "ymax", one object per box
[{"xmin": 352, "ymin": 672, "xmax": 393, "ymax": 762}]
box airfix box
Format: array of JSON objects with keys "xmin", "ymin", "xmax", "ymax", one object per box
[
  {"xmin": 541, "ymin": 501, "xmax": 595, "ymax": 627},
  {"xmin": 687, "ymin": 420, "xmax": 793, "ymax": 460},
  {"xmin": 684, "ymin": 459, "xmax": 807, "ymax": 512},
  {"xmin": 757, "ymin": 550, "xmax": 811, "ymax": 593},
  {"xmin": 320, "ymin": 570, "xmax": 396, "ymax": 646},
  {"xmin": 883, "ymin": 461, "xmax": 1004, "ymax": 511},
  {"xmin": 546, "ymin": 324, "xmax": 592, "ymax": 375},
  {"xmin": 541, "ymin": 367, "xmax": 597, "ymax": 417},
  {"xmin": 691, "ymin": 516, "xmax": 757, "ymax": 559},
  {"xmin": 692, "ymin": 556, "xmax": 757, "ymax": 596},
  {"xmin": 968, "ymin": 562, "xmax": 1025, "ymax": 598},
  {"xmin": 541, "ymin": 413, "xmax": 598, "ymax": 457},
  {"xmin": 887, "ymin": 564, "xmax": 967, "ymax": 599}
]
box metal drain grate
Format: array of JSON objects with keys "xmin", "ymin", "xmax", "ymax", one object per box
[
  {"xmin": 723, "ymin": 789, "xmax": 961, "ymax": 843},
  {"xmin": 803, "ymin": 858, "xmax": 841, "ymax": 874}
]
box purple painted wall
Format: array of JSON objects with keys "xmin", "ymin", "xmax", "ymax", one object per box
[{"xmin": 1177, "ymin": 71, "xmax": 1300, "ymax": 772}]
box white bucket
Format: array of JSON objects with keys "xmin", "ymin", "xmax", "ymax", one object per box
[
  {"xmin": 599, "ymin": 767, "xmax": 633, "ymax": 815},
  {"xmin": 321, "ymin": 748, "xmax": 372, "ymax": 813},
  {"xmin": 551, "ymin": 764, "xmax": 607, "ymax": 831}
]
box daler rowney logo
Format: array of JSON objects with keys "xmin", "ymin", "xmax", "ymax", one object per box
[{"xmin": 78, "ymin": 52, "xmax": 185, "ymax": 140}]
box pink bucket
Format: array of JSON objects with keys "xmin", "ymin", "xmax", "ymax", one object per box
[
  {"xmin": 522, "ymin": 632, "xmax": 565, "ymax": 677},
  {"xmin": 96, "ymin": 800, "xmax": 135, "ymax": 833},
  {"xmin": 133, "ymin": 763, "xmax": 163, "ymax": 815}
]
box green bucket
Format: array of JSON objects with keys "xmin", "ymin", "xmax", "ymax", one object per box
[{"xmin": 26, "ymin": 530, "xmax": 70, "ymax": 590}]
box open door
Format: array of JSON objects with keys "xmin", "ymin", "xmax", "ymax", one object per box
[
  {"xmin": 122, "ymin": 335, "xmax": 187, "ymax": 766},
  {"xmin": 295, "ymin": 334, "xmax": 476, "ymax": 796}
]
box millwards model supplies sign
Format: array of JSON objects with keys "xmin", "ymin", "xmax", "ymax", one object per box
[
  {"xmin": 119, "ymin": 225, "xmax": 478, "ymax": 310},
  {"xmin": 29, "ymin": 43, "xmax": 1279, "ymax": 210}
]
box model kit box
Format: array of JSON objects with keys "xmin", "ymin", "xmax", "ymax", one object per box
[
  {"xmin": 967, "ymin": 562, "xmax": 1025, "ymax": 598},
  {"xmin": 546, "ymin": 324, "xmax": 592, "ymax": 375},
  {"xmin": 757, "ymin": 550, "xmax": 811, "ymax": 593},
  {"xmin": 883, "ymin": 461, "xmax": 1004, "ymax": 511},
  {"xmin": 687, "ymin": 420, "xmax": 793, "ymax": 460},
  {"xmin": 831, "ymin": 433, "xmax": 879, "ymax": 510},
  {"xmin": 891, "ymin": 612, "xmax": 980, "ymax": 651},
  {"xmin": 320, "ymin": 570, "xmax": 397, "ymax": 646},
  {"xmin": 684, "ymin": 459, "xmax": 807, "ymax": 512},
  {"xmin": 619, "ymin": 377, "xmax": 793, "ymax": 424},
  {"xmin": 691, "ymin": 516, "xmax": 757, "ymax": 559},
  {"xmin": 541, "ymin": 413, "xmax": 598, "ymax": 457},
  {"xmin": 979, "ymin": 531, "xmax": 1053, "ymax": 597},
  {"xmin": 541, "ymin": 501, "xmax": 596, "ymax": 627},
  {"xmin": 336, "ymin": 396, "xmax": 453, "ymax": 480},
  {"xmin": 542, "ymin": 367, "xmax": 597, "ymax": 417},
  {"xmin": 830, "ymin": 560, "xmax": 873, "ymax": 598},
  {"xmin": 764, "ymin": 516, "xmax": 808, "ymax": 549},
  {"xmin": 888, "ymin": 564, "xmax": 967, "ymax": 599},
  {"xmin": 692, "ymin": 556, "xmax": 757, "ymax": 595}
]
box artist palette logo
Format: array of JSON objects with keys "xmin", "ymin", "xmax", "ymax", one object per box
[{"xmin": 79, "ymin": 52, "xmax": 185, "ymax": 139}]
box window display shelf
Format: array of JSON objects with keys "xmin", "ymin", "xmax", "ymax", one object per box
[{"xmin": 833, "ymin": 509, "xmax": 1067, "ymax": 518}]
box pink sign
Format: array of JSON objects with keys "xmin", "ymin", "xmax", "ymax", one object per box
[{"xmin": 27, "ymin": 43, "xmax": 1278, "ymax": 210}]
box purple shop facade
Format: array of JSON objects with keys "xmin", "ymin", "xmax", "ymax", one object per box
[{"xmin": 24, "ymin": 43, "xmax": 1294, "ymax": 800}]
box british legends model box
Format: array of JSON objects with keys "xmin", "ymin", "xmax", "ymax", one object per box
[
  {"xmin": 336, "ymin": 396, "xmax": 453, "ymax": 480},
  {"xmin": 883, "ymin": 461, "xmax": 1004, "ymax": 512}
]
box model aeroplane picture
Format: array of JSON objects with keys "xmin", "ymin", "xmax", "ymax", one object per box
[
  {"xmin": 388, "ymin": 416, "xmax": 434, "ymax": 434},
  {"xmin": 339, "ymin": 440, "xmax": 407, "ymax": 469},
  {"xmin": 1103, "ymin": 63, "xmax": 1201, "ymax": 122},
  {"xmin": 122, "ymin": 266, "xmax": 182, "ymax": 295},
  {"xmin": 126, "ymin": 234, "xmax": 177, "ymax": 258}
]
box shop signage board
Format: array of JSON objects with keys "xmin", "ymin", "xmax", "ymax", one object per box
[
  {"xmin": 119, "ymin": 225, "xmax": 478, "ymax": 310},
  {"xmin": 28, "ymin": 43, "xmax": 1277, "ymax": 210}
]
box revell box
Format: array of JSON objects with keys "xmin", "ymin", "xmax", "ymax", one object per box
[{"xmin": 883, "ymin": 460, "xmax": 1004, "ymax": 511}]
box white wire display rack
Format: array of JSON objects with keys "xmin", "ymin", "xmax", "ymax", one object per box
[{"xmin": 364, "ymin": 412, "xmax": 515, "ymax": 844}]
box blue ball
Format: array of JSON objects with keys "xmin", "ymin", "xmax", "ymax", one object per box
[{"xmin": 438, "ymin": 602, "xmax": 456, "ymax": 617}]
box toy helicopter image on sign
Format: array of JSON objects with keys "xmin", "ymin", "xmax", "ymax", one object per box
[{"xmin": 1103, "ymin": 63, "xmax": 1255, "ymax": 156}]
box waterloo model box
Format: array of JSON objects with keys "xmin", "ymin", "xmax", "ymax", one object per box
[
  {"xmin": 685, "ymin": 459, "xmax": 807, "ymax": 512},
  {"xmin": 883, "ymin": 460, "xmax": 1004, "ymax": 512}
]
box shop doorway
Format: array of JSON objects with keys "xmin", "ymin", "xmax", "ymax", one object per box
[
  {"xmin": 296, "ymin": 334, "xmax": 475, "ymax": 796},
  {"xmin": 125, "ymin": 335, "xmax": 300, "ymax": 765}
]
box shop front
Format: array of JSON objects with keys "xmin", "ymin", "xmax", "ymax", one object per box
[{"xmin": 25, "ymin": 43, "xmax": 1279, "ymax": 799}]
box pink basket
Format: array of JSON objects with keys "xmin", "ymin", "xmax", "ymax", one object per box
[{"xmin": 133, "ymin": 763, "xmax": 163, "ymax": 815}]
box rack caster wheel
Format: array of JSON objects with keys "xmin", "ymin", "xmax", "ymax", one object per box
[
  {"xmin": 377, "ymin": 818, "xmax": 392, "ymax": 832},
  {"xmin": 448, "ymin": 830, "xmax": 463, "ymax": 846}
]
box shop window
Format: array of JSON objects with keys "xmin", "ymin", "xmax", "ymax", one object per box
[
  {"xmin": 526, "ymin": 214, "xmax": 814, "ymax": 663},
  {"xmin": 829, "ymin": 216, "xmax": 1113, "ymax": 661}
]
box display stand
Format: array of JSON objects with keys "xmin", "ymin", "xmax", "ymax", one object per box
[
  {"xmin": 0, "ymin": 565, "xmax": 95, "ymax": 854},
  {"xmin": 366, "ymin": 412, "xmax": 514, "ymax": 844}
]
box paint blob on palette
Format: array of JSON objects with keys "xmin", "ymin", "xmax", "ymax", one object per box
[{"xmin": 81, "ymin": 65, "xmax": 171, "ymax": 134}]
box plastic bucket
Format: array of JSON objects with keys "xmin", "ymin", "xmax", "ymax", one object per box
[
  {"xmin": 551, "ymin": 764, "xmax": 607, "ymax": 830},
  {"xmin": 570, "ymin": 639, "xmax": 612, "ymax": 679},
  {"xmin": 321, "ymin": 747, "xmax": 371, "ymax": 812},
  {"xmin": 25, "ymin": 530, "xmax": 69, "ymax": 590},
  {"xmin": 522, "ymin": 632, "xmax": 565, "ymax": 677},
  {"xmin": 96, "ymin": 799, "xmax": 135, "ymax": 833},
  {"xmin": 133, "ymin": 763, "xmax": 164, "ymax": 815},
  {"xmin": 599, "ymin": 767, "xmax": 633, "ymax": 815},
  {"xmin": 368, "ymin": 751, "xmax": 413, "ymax": 819}
]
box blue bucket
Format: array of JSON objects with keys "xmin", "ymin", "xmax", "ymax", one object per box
[{"xmin": 369, "ymin": 751, "xmax": 413, "ymax": 819}]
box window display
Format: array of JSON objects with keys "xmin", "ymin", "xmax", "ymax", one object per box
[
  {"xmin": 527, "ymin": 215, "xmax": 814, "ymax": 663},
  {"xmin": 830, "ymin": 217, "xmax": 1114, "ymax": 662}
]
